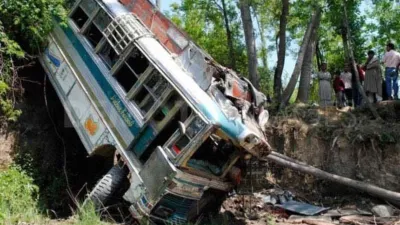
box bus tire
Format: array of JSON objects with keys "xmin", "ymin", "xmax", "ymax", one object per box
[{"xmin": 87, "ymin": 163, "xmax": 127, "ymax": 209}]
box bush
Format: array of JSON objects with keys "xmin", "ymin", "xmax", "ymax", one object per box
[
  {"xmin": 0, "ymin": 0, "xmax": 67, "ymax": 54},
  {"xmin": 0, "ymin": 166, "xmax": 42, "ymax": 224}
]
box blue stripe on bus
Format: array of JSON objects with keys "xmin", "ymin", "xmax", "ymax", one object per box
[
  {"xmin": 132, "ymin": 126, "xmax": 158, "ymax": 157},
  {"xmin": 60, "ymin": 25, "xmax": 156, "ymax": 154}
]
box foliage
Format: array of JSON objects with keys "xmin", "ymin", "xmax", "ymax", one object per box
[
  {"xmin": 0, "ymin": 0, "xmax": 66, "ymax": 122},
  {"xmin": 75, "ymin": 202, "xmax": 109, "ymax": 225},
  {"xmin": 0, "ymin": 166, "xmax": 113, "ymax": 225},
  {"xmin": 0, "ymin": 0, "xmax": 67, "ymax": 54},
  {"xmin": 366, "ymin": 0, "xmax": 400, "ymax": 57},
  {"xmin": 0, "ymin": 166, "xmax": 43, "ymax": 224},
  {"xmin": 168, "ymin": 0, "xmax": 249, "ymax": 75}
]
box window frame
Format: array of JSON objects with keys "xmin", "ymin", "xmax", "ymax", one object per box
[
  {"xmin": 163, "ymin": 115, "xmax": 211, "ymax": 160},
  {"xmin": 69, "ymin": 0, "xmax": 113, "ymax": 51},
  {"xmin": 164, "ymin": 119, "xmax": 240, "ymax": 179}
]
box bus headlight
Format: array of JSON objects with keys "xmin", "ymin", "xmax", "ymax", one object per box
[{"xmin": 244, "ymin": 134, "xmax": 259, "ymax": 146}]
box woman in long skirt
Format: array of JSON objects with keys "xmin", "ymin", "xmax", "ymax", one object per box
[{"xmin": 318, "ymin": 63, "xmax": 332, "ymax": 107}]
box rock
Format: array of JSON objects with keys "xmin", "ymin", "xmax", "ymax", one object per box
[
  {"xmin": 371, "ymin": 205, "xmax": 394, "ymax": 217},
  {"xmin": 288, "ymin": 215, "xmax": 333, "ymax": 223}
]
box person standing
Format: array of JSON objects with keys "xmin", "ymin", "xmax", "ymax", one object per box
[
  {"xmin": 341, "ymin": 65, "xmax": 353, "ymax": 106},
  {"xmin": 382, "ymin": 43, "xmax": 400, "ymax": 100},
  {"xmin": 333, "ymin": 72, "xmax": 345, "ymax": 108},
  {"xmin": 318, "ymin": 63, "xmax": 332, "ymax": 107},
  {"xmin": 364, "ymin": 50, "xmax": 383, "ymax": 103}
]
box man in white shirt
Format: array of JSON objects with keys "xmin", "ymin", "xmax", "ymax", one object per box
[
  {"xmin": 383, "ymin": 43, "xmax": 400, "ymax": 100},
  {"xmin": 341, "ymin": 65, "xmax": 353, "ymax": 106}
]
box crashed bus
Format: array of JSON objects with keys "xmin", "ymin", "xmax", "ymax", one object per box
[{"xmin": 40, "ymin": 0, "xmax": 270, "ymax": 223}]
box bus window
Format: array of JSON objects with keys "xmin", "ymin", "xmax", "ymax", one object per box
[
  {"xmin": 80, "ymin": 0, "xmax": 97, "ymax": 14},
  {"xmin": 114, "ymin": 63, "xmax": 138, "ymax": 92},
  {"xmin": 125, "ymin": 49, "xmax": 149, "ymax": 75},
  {"xmin": 93, "ymin": 10, "xmax": 112, "ymax": 31},
  {"xmin": 70, "ymin": 0, "xmax": 97, "ymax": 29},
  {"xmin": 186, "ymin": 135, "xmax": 237, "ymax": 177},
  {"xmin": 153, "ymin": 93, "xmax": 179, "ymax": 123},
  {"xmin": 84, "ymin": 23, "xmax": 102, "ymax": 47},
  {"xmin": 83, "ymin": 10, "xmax": 112, "ymax": 48},
  {"xmin": 98, "ymin": 42, "xmax": 119, "ymax": 69},
  {"xmin": 139, "ymin": 104, "xmax": 191, "ymax": 162},
  {"xmin": 71, "ymin": 7, "xmax": 89, "ymax": 28},
  {"xmin": 111, "ymin": 48, "xmax": 150, "ymax": 93},
  {"xmin": 144, "ymin": 70, "xmax": 169, "ymax": 98},
  {"xmin": 166, "ymin": 116, "xmax": 206, "ymax": 156},
  {"xmin": 129, "ymin": 69, "xmax": 170, "ymax": 115},
  {"xmin": 133, "ymin": 87, "xmax": 155, "ymax": 114}
]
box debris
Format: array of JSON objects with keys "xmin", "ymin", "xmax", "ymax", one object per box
[
  {"xmin": 371, "ymin": 205, "xmax": 394, "ymax": 217},
  {"xmin": 276, "ymin": 200, "xmax": 329, "ymax": 216},
  {"xmin": 288, "ymin": 215, "xmax": 333, "ymax": 223},
  {"xmin": 262, "ymin": 195, "xmax": 278, "ymax": 205},
  {"xmin": 302, "ymin": 219, "xmax": 336, "ymax": 225},
  {"xmin": 339, "ymin": 215, "xmax": 399, "ymax": 224},
  {"xmin": 323, "ymin": 209, "xmax": 372, "ymax": 217}
]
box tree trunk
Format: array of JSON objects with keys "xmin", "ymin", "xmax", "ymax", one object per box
[
  {"xmin": 221, "ymin": 0, "xmax": 236, "ymax": 70},
  {"xmin": 281, "ymin": 7, "xmax": 321, "ymax": 106},
  {"xmin": 273, "ymin": 0, "xmax": 289, "ymax": 104},
  {"xmin": 341, "ymin": 27, "xmax": 350, "ymax": 61},
  {"xmin": 254, "ymin": 8, "xmax": 268, "ymax": 69},
  {"xmin": 342, "ymin": 1, "xmax": 381, "ymax": 120},
  {"xmin": 265, "ymin": 152, "xmax": 400, "ymax": 206},
  {"xmin": 296, "ymin": 21, "xmax": 319, "ymax": 103},
  {"xmin": 316, "ymin": 41, "xmax": 323, "ymax": 71},
  {"xmin": 239, "ymin": 0, "xmax": 260, "ymax": 89}
]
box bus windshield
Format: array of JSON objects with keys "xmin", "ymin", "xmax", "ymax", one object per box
[{"xmin": 186, "ymin": 133, "xmax": 238, "ymax": 177}]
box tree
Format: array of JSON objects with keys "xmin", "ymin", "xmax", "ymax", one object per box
[
  {"xmin": 239, "ymin": 0, "xmax": 260, "ymax": 89},
  {"xmin": 342, "ymin": 1, "xmax": 381, "ymax": 120},
  {"xmin": 0, "ymin": 0, "xmax": 66, "ymax": 121},
  {"xmin": 296, "ymin": 23, "xmax": 318, "ymax": 103},
  {"xmin": 169, "ymin": 0, "xmax": 248, "ymax": 75},
  {"xmin": 281, "ymin": 7, "xmax": 322, "ymax": 106},
  {"xmin": 273, "ymin": 0, "xmax": 289, "ymax": 104},
  {"xmin": 367, "ymin": 0, "xmax": 400, "ymax": 54},
  {"xmin": 220, "ymin": 0, "xmax": 237, "ymax": 69},
  {"xmin": 0, "ymin": 0, "xmax": 66, "ymax": 54}
]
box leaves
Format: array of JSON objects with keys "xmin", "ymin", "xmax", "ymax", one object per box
[{"xmin": 0, "ymin": 0, "xmax": 67, "ymax": 54}]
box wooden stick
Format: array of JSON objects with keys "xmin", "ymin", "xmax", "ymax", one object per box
[{"xmin": 263, "ymin": 151, "xmax": 400, "ymax": 205}]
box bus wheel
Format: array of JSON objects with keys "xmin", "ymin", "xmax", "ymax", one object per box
[{"xmin": 86, "ymin": 163, "xmax": 128, "ymax": 210}]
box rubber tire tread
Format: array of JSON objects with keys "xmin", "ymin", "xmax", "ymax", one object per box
[{"xmin": 88, "ymin": 165, "xmax": 126, "ymax": 209}]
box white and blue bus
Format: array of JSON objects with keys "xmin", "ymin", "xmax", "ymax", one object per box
[{"xmin": 40, "ymin": 0, "xmax": 270, "ymax": 223}]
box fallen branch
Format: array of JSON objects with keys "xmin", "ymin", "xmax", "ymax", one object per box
[{"xmin": 262, "ymin": 151, "xmax": 400, "ymax": 206}]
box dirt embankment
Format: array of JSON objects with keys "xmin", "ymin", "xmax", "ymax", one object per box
[
  {"xmin": 0, "ymin": 62, "xmax": 111, "ymax": 219},
  {"xmin": 265, "ymin": 104, "xmax": 400, "ymax": 196}
]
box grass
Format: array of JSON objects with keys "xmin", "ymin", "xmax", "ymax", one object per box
[{"xmin": 0, "ymin": 166, "xmax": 112, "ymax": 225}]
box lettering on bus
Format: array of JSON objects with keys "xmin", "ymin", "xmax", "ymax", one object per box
[{"xmin": 110, "ymin": 95, "xmax": 135, "ymax": 127}]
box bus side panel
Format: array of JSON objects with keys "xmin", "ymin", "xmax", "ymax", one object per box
[
  {"xmin": 53, "ymin": 24, "xmax": 139, "ymax": 148},
  {"xmin": 41, "ymin": 37, "xmax": 115, "ymax": 154}
]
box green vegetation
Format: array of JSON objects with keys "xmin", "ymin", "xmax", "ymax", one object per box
[
  {"xmin": 0, "ymin": 0, "xmax": 66, "ymax": 122},
  {"xmin": 0, "ymin": 166, "xmax": 42, "ymax": 224},
  {"xmin": 0, "ymin": 166, "xmax": 111, "ymax": 225}
]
